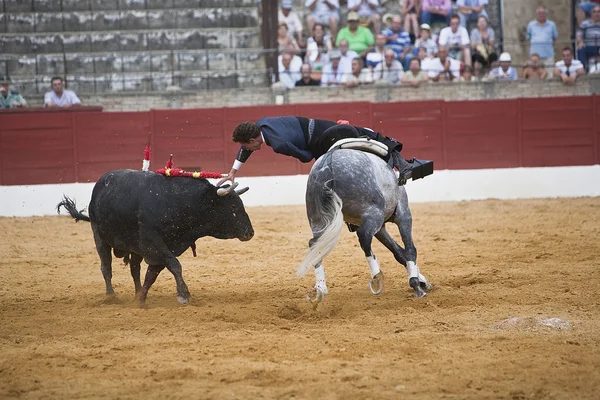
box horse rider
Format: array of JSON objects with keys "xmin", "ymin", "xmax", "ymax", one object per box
[{"xmin": 217, "ymin": 116, "xmax": 432, "ymax": 187}]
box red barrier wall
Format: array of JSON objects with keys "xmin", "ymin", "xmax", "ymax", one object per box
[{"xmin": 1, "ymin": 96, "xmax": 599, "ymax": 186}]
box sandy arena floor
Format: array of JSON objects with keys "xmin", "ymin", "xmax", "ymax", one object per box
[{"xmin": 1, "ymin": 197, "xmax": 599, "ymax": 399}]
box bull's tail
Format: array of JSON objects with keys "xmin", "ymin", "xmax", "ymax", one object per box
[
  {"xmin": 296, "ymin": 183, "xmax": 344, "ymax": 277},
  {"xmin": 57, "ymin": 195, "xmax": 90, "ymax": 223}
]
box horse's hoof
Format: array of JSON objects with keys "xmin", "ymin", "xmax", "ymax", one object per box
[
  {"xmin": 369, "ymin": 271, "xmax": 384, "ymax": 295},
  {"xmin": 418, "ymin": 273, "xmax": 432, "ymax": 291},
  {"xmin": 306, "ymin": 287, "xmax": 326, "ymax": 304},
  {"xmin": 177, "ymin": 295, "xmax": 190, "ymax": 305},
  {"xmin": 409, "ymin": 277, "xmax": 427, "ymax": 298}
]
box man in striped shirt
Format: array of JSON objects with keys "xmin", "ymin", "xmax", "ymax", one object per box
[
  {"xmin": 576, "ymin": 5, "xmax": 600, "ymax": 69},
  {"xmin": 382, "ymin": 15, "xmax": 414, "ymax": 70}
]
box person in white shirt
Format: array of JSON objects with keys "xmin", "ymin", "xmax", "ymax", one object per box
[
  {"xmin": 414, "ymin": 24, "xmax": 438, "ymax": 58},
  {"xmin": 305, "ymin": 0, "xmax": 340, "ymax": 42},
  {"xmin": 427, "ymin": 46, "xmax": 461, "ymax": 81},
  {"xmin": 44, "ymin": 77, "xmax": 81, "ymax": 108},
  {"xmin": 373, "ymin": 49, "xmax": 404, "ymax": 85},
  {"xmin": 488, "ymin": 52, "xmax": 518, "ymax": 81},
  {"xmin": 438, "ymin": 14, "xmax": 472, "ymax": 65},
  {"xmin": 321, "ymin": 49, "xmax": 346, "ymax": 87},
  {"xmin": 341, "ymin": 57, "xmax": 374, "ymax": 86},
  {"xmin": 553, "ymin": 47, "xmax": 585, "ymax": 85},
  {"xmin": 347, "ymin": 0, "xmax": 381, "ymax": 34},
  {"xmin": 279, "ymin": 0, "xmax": 304, "ymax": 47},
  {"xmin": 338, "ymin": 39, "xmax": 359, "ymax": 73},
  {"xmin": 278, "ymin": 53, "xmax": 302, "ymax": 89}
]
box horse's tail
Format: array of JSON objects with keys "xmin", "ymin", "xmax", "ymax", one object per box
[
  {"xmin": 57, "ymin": 195, "xmax": 90, "ymax": 223},
  {"xmin": 296, "ymin": 182, "xmax": 344, "ymax": 277}
]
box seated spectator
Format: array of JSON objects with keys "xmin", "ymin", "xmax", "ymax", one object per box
[
  {"xmin": 402, "ymin": 58, "xmax": 429, "ymax": 87},
  {"xmin": 296, "ymin": 64, "xmax": 321, "ymax": 86},
  {"xmin": 523, "ymin": 53, "xmax": 548, "ymax": 80},
  {"xmin": 554, "ymin": 47, "xmax": 585, "ymax": 85},
  {"xmin": 414, "ymin": 24, "xmax": 438, "ymax": 58},
  {"xmin": 576, "ymin": 5, "xmax": 600, "ymax": 70},
  {"xmin": 338, "ymin": 39, "xmax": 360, "ymax": 72},
  {"xmin": 277, "ymin": 23, "xmax": 301, "ymax": 54},
  {"xmin": 439, "ymin": 14, "xmax": 472, "ymax": 65},
  {"xmin": 458, "ymin": 64, "xmax": 477, "ymax": 81},
  {"xmin": 402, "ymin": 0, "xmax": 421, "ymax": 40},
  {"xmin": 336, "ymin": 11, "xmax": 375, "ymax": 58},
  {"xmin": 421, "ymin": 0, "xmax": 452, "ymax": 26},
  {"xmin": 342, "ymin": 57, "xmax": 374, "ymax": 87},
  {"xmin": 488, "ymin": 52, "xmax": 518, "ymax": 81},
  {"xmin": 305, "ymin": 0, "xmax": 340, "ymax": 43},
  {"xmin": 527, "ymin": 6, "xmax": 558, "ymax": 76},
  {"xmin": 470, "ymin": 16, "xmax": 497, "ymax": 69},
  {"xmin": 456, "ymin": 0, "xmax": 488, "ymax": 29},
  {"xmin": 321, "ymin": 49, "xmax": 346, "ymax": 87},
  {"xmin": 347, "ymin": 0, "xmax": 382, "ymax": 34},
  {"xmin": 0, "ymin": 75, "xmax": 28, "ymax": 108},
  {"xmin": 306, "ymin": 23, "xmax": 333, "ymax": 59},
  {"xmin": 278, "ymin": 53, "xmax": 302, "ymax": 88},
  {"xmin": 382, "ymin": 15, "xmax": 414, "ymax": 70},
  {"xmin": 366, "ymin": 34, "xmax": 387, "ymax": 69},
  {"xmin": 427, "ymin": 46, "xmax": 461, "ymax": 81},
  {"xmin": 280, "ymin": 44, "xmax": 304, "ymax": 70},
  {"xmin": 373, "ymin": 49, "xmax": 404, "ymax": 85},
  {"xmin": 279, "ymin": 0, "xmax": 305, "ymax": 48},
  {"xmin": 45, "ymin": 77, "xmax": 80, "ymax": 108},
  {"xmin": 417, "ymin": 46, "xmax": 436, "ymax": 75}
]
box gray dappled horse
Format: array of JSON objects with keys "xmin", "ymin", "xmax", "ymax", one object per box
[{"xmin": 297, "ymin": 147, "xmax": 431, "ymax": 304}]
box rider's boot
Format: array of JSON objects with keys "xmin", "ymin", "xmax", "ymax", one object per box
[{"xmin": 391, "ymin": 152, "xmax": 434, "ymax": 186}]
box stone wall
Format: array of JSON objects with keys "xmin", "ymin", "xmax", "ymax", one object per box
[{"xmin": 24, "ymin": 76, "xmax": 600, "ymax": 111}]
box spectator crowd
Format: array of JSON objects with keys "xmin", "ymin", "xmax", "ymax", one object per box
[{"xmin": 273, "ymin": 0, "xmax": 600, "ymax": 90}]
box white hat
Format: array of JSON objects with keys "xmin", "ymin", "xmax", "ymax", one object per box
[
  {"xmin": 420, "ymin": 23, "xmax": 431, "ymax": 31},
  {"xmin": 281, "ymin": 0, "xmax": 293, "ymax": 9},
  {"xmin": 499, "ymin": 52, "xmax": 512, "ymax": 62},
  {"xmin": 329, "ymin": 49, "xmax": 342, "ymax": 59}
]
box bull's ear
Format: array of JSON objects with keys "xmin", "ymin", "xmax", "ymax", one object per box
[
  {"xmin": 217, "ymin": 182, "xmax": 239, "ymax": 196},
  {"xmin": 235, "ymin": 187, "xmax": 249, "ymax": 196}
]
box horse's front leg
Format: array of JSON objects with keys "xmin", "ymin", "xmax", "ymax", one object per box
[{"xmin": 356, "ymin": 217, "xmax": 385, "ymax": 295}]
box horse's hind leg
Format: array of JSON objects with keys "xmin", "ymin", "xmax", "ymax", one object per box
[
  {"xmin": 375, "ymin": 226, "xmax": 427, "ymax": 298},
  {"xmin": 306, "ymin": 236, "xmax": 329, "ymax": 305},
  {"xmin": 393, "ymin": 188, "xmax": 431, "ymax": 294},
  {"xmin": 356, "ymin": 215, "xmax": 386, "ymax": 295}
]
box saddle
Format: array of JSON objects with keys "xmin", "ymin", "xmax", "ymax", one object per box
[{"xmin": 327, "ymin": 137, "xmax": 389, "ymax": 158}]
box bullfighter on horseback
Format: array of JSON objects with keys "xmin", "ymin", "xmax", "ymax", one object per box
[{"xmin": 217, "ymin": 116, "xmax": 433, "ymax": 187}]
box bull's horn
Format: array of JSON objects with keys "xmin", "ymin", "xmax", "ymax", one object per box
[
  {"xmin": 235, "ymin": 187, "xmax": 249, "ymax": 196},
  {"xmin": 217, "ymin": 182, "xmax": 239, "ymax": 196}
]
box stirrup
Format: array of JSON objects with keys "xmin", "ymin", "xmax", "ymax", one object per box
[{"xmin": 409, "ymin": 158, "xmax": 434, "ymax": 181}]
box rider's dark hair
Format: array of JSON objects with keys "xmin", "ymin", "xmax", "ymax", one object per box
[{"xmin": 232, "ymin": 122, "xmax": 261, "ymax": 143}]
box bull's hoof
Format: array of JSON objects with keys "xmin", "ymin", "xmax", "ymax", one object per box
[
  {"xmin": 369, "ymin": 271, "xmax": 384, "ymax": 295},
  {"xmin": 177, "ymin": 295, "xmax": 190, "ymax": 305}
]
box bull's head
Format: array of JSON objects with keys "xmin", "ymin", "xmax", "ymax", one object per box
[{"xmin": 213, "ymin": 183, "xmax": 253, "ymax": 241}]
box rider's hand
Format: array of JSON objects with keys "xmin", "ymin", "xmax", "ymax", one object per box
[{"xmin": 217, "ymin": 170, "xmax": 236, "ymax": 186}]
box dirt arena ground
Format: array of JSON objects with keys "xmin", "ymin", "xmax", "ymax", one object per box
[{"xmin": 1, "ymin": 197, "xmax": 599, "ymax": 399}]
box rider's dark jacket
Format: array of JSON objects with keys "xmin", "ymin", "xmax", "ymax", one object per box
[{"xmin": 235, "ymin": 116, "xmax": 402, "ymax": 164}]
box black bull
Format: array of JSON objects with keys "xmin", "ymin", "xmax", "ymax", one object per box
[{"xmin": 57, "ymin": 169, "xmax": 254, "ymax": 304}]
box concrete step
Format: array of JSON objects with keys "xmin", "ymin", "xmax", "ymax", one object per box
[
  {"xmin": 2, "ymin": 8, "xmax": 259, "ymax": 33},
  {"xmin": 2, "ymin": 49, "xmax": 267, "ymax": 76},
  {"xmin": 11, "ymin": 70, "xmax": 268, "ymax": 95},
  {"xmin": 0, "ymin": 28, "xmax": 260, "ymax": 53},
  {"xmin": 5, "ymin": 0, "xmax": 259, "ymax": 12}
]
